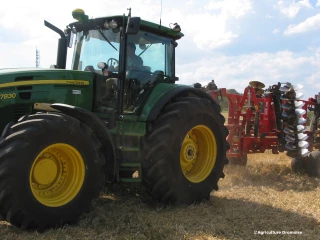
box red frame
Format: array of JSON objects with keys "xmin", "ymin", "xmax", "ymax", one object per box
[{"xmin": 209, "ymin": 87, "xmax": 318, "ymax": 161}]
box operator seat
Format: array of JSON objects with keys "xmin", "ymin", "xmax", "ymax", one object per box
[
  {"xmin": 105, "ymin": 78, "xmax": 118, "ymax": 100},
  {"xmin": 84, "ymin": 65, "xmax": 95, "ymax": 72},
  {"xmin": 93, "ymin": 73, "xmax": 118, "ymax": 113}
]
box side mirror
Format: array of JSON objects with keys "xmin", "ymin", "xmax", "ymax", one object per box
[{"xmin": 126, "ymin": 17, "xmax": 140, "ymax": 35}]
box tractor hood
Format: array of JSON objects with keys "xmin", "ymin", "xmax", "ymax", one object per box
[
  {"xmin": 0, "ymin": 68, "xmax": 93, "ymax": 89},
  {"xmin": 0, "ymin": 68, "xmax": 95, "ymax": 127}
]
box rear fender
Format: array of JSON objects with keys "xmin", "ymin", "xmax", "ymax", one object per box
[{"xmin": 145, "ymin": 85, "xmax": 220, "ymax": 122}]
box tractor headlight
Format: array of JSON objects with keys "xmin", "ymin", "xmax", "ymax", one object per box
[
  {"xmin": 109, "ymin": 19, "xmax": 118, "ymax": 29},
  {"xmin": 173, "ymin": 23, "xmax": 181, "ymax": 32},
  {"xmin": 170, "ymin": 23, "xmax": 181, "ymax": 32}
]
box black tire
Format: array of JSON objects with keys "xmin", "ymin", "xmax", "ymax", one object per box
[
  {"xmin": 0, "ymin": 113, "xmax": 105, "ymax": 229},
  {"xmin": 306, "ymin": 151, "xmax": 320, "ymax": 177},
  {"xmin": 0, "ymin": 121, "xmax": 15, "ymax": 140},
  {"xmin": 291, "ymin": 156, "xmax": 306, "ymax": 174},
  {"xmin": 141, "ymin": 96, "xmax": 228, "ymax": 204},
  {"xmin": 228, "ymin": 155, "xmax": 248, "ymax": 166}
]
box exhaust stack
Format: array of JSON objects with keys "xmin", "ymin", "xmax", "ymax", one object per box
[{"xmin": 44, "ymin": 20, "xmax": 67, "ymax": 69}]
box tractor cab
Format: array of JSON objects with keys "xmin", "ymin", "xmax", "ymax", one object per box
[{"xmin": 65, "ymin": 9, "xmax": 183, "ymax": 114}]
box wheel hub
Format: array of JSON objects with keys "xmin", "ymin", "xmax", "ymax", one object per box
[
  {"xmin": 33, "ymin": 156, "xmax": 58, "ymax": 185},
  {"xmin": 185, "ymin": 145, "xmax": 196, "ymax": 161}
]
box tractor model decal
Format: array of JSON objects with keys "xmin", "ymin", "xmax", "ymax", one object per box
[{"xmin": 0, "ymin": 80, "xmax": 89, "ymax": 89}]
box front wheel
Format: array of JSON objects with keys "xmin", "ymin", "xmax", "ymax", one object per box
[
  {"xmin": 0, "ymin": 113, "xmax": 105, "ymax": 229},
  {"xmin": 141, "ymin": 96, "xmax": 228, "ymax": 204}
]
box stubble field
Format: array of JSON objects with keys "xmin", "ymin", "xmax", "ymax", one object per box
[{"xmin": 1, "ymin": 151, "xmax": 319, "ymax": 240}]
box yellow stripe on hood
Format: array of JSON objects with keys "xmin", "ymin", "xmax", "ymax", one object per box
[{"xmin": 0, "ymin": 80, "xmax": 89, "ymax": 89}]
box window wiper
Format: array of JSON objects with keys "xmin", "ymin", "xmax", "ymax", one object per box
[{"xmin": 97, "ymin": 29, "xmax": 118, "ymax": 51}]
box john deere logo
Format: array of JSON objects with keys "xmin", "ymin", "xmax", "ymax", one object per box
[{"xmin": 66, "ymin": 81, "xmax": 86, "ymax": 85}]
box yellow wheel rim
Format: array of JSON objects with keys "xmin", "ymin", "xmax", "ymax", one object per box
[
  {"xmin": 30, "ymin": 143, "xmax": 85, "ymax": 207},
  {"xmin": 180, "ymin": 125, "xmax": 217, "ymax": 183}
]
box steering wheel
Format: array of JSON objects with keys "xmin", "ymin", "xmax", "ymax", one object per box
[{"xmin": 107, "ymin": 58, "xmax": 119, "ymax": 70}]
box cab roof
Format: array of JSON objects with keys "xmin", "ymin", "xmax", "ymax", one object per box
[{"xmin": 70, "ymin": 15, "xmax": 184, "ymax": 40}]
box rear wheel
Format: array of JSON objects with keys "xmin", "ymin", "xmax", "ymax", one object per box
[
  {"xmin": 306, "ymin": 151, "xmax": 320, "ymax": 177},
  {"xmin": 0, "ymin": 113, "xmax": 105, "ymax": 229},
  {"xmin": 141, "ymin": 97, "xmax": 228, "ymax": 204}
]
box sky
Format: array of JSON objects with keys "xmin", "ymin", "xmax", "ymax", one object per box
[{"xmin": 0, "ymin": 0, "xmax": 320, "ymax": 98}]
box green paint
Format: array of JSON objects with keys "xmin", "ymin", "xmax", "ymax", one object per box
[
  {"xmin": 138, "ymin": 83, "xmax": 183, "ymax": 120},
  {"xmin": 0, "ymin": 68, "xmax": 94, "ymax": 129},
  {"xmin": 0, "ymin": 68, "xmax": 93, "ymax": 109}
]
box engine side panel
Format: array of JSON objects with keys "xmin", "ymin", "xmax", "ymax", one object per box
[{"xmin": 0, "ymin": 68, "xmax": 94, "ymax": 132}]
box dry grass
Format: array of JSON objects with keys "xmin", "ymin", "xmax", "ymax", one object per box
[
  {"xmin": 1, "ymin": 151, "xmax": 319, "ymax": 240},
  {"xmin": 221, "ymin": 110, "xmax": 228, "ymax": 120}
]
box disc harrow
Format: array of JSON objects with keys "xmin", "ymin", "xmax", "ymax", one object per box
[{"xmin": 207, "ymin": 81, "xmax": 320, "ymax": 176}]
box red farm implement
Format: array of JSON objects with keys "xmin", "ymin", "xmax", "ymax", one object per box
[{"xmin": 208, "ymin": 81, "xmax": 320, "ymax": 176}]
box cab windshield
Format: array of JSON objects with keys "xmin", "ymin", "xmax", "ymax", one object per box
[
  {"xmin": 71, "ymin": 27, "xmax": 175, "ymax": 113},
  {"xmin": 71, "ymin": 28, "xmax": 174, "ymax": 78},
  {"xmin": 71, "ymin": 29, "xmax": 120, "ymax": 72}
]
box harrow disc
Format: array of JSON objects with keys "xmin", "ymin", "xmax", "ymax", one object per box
[
  {"xmin": 249, "ymin": 81, "xmax": 265, "ymax": 89},
  {"xmin": 282, "ymin": 109, "xmax": 306, "ymax": 119},
  {"xmin": 281, "ymin": 101, "xmax": 304, "ymax": 110},
  {"xmin": 284, "ymin": 126, "xmax": 307, "ymax": 134},
  {"xmin": 281, "ymin": 82, "xmax": 304, "ymax": 91},
  {"xmin": 286, "ymin": 148, "xmax": 310, "ymax": 158},
  {"xmin": 285, "ymin": 133, "xmax": 308, "ymax": 143},
  {"xmin": 285, "ymin": 141, "xmax": 309, "ymax": 150},
  {"xmin": 286, "ymin": 117, "xmax": 307, "ymax": 126},
  {"xmin": 280, "ymin": 91, "xmax": 304, "ymax": 100}
]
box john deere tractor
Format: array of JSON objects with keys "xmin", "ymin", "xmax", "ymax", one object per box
[{"xmin": 0, "ymin": 9, "xmax": 228, "ymax": 229}]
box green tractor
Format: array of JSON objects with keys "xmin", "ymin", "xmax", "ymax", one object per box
[{"xmin": 0, "ymin": 9, "xmax": 229, "ymax": 229}]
